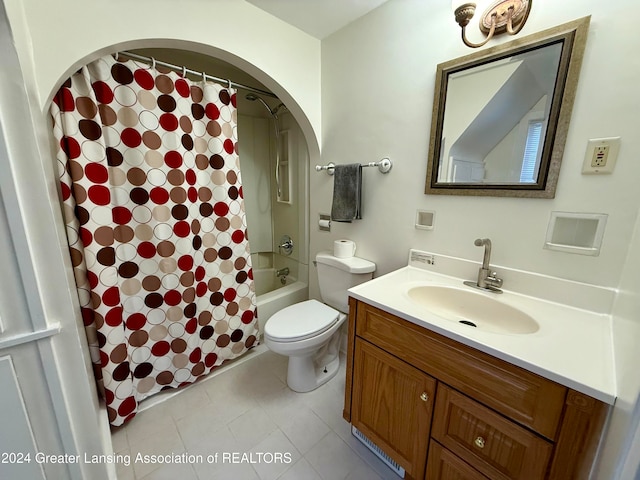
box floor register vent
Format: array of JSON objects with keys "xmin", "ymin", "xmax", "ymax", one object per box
[{"xmin": 351, "ymin": 425, "xmax": 406, "ymax": 478}]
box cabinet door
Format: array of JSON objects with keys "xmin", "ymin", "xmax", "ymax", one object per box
[{"xmin": 351, "ymin": 339, "xmax": 436, "ymax": 480}]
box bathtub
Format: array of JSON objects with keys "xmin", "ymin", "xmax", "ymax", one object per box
[{"xmin": 253, "ymin": 267, "xmax": 308, "ymax": 337}]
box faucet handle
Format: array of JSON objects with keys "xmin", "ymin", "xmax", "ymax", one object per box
[
  {"xmin": 486, "ymin": 271, "xmax": 503, "ymax": 288},
  {"xmin": 278, "ymin": 235, "xmax": 294, "ymax": 256}
]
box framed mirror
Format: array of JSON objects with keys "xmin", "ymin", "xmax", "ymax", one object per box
[{"xmin": 426, "ymin": 17, "xmax": 590, "ymax": 198}]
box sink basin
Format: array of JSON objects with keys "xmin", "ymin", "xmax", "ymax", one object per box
[{"xmin": 406, "ymin": 285, "xmax": 539, "ymax": 334}]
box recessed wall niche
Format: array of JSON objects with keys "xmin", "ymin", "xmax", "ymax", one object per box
[{"xmin": 544, "ymin": 212, "xmax": 608, "ymax": 256}]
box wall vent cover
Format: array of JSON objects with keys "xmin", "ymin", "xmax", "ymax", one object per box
[{"xmin": 351, "ymin": 425, "xmax": 405, "ymax": 478}]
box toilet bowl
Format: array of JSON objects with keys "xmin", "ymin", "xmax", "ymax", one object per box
[
  {"xmin": 264, "ymin": 252, "xmax": 375, "ymax": 393},
  {"xmin": 264, "ymin": 300, "xmax": 345, "ymax": 392}
]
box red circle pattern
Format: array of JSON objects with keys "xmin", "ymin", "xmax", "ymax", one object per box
[{"xmin": 51, "ymin": 55, "xmax": 258, "ymax": 427}]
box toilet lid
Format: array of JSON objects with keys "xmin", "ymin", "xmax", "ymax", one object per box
[{"xmin": 265, "ymin": 299, "xmax": 340, "ymax": 342}]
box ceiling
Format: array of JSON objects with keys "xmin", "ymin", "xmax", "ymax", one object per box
[{"xmin": 245, "ymin": 0, "xmax": 390, "ymax": 39}]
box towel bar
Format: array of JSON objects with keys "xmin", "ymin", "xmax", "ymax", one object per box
[{"xmin": 315, "ymin": 158, "xmax": 392, "ymax": 175}]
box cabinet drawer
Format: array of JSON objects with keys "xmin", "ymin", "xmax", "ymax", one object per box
[
  {"xmin": 432, "ymin": 385, "xmax": 553, "ymax": 480},
  {"xmin": 426, "ymin": 441, "xmax": 489, "ymax": 480},
  {"xmin": 355, "ymin": 302, "xmax": 566, "ymax": 439}
]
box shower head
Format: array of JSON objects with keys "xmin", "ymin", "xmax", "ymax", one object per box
[
  {"xmin": 272, "ymin": 103, "xmax": 287, "ymax": 115},
  {"xmin": 245, "ymin": 93, "xmax": 287, "ymax": 118}
]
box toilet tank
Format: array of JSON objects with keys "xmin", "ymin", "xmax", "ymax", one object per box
[{"xmin": 316, "ymin": 252, "xmax": 376, "ymax": 313}]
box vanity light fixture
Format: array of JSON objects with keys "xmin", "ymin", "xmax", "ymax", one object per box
[{"xmin": 452, "ymin": 0, "xmax": 532, "ymax": 48}]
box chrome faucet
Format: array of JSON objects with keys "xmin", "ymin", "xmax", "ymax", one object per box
[
  {"xmin": 275, "ymin": 267, "xmax": 290, "ymax": 278},
  {"xmin": 464, "ymin": 238, "xmax": 503, "ymax": 293},
  {"xmin": 275, "ymin": 267, "xmax": 290, "ymax": 285}
]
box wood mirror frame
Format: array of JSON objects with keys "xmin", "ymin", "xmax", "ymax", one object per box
[{"xmin": 425, "ymin": 16, "xmax": 590, "ymax": 198}]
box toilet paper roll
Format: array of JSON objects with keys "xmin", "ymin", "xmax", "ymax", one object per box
[
  {"xmin": 334, "ymin": 239, "xmax": 356, "ymax": 258},
  {"xmin": 319, "ymin": 219, "xmax": 331, "ymax": 229}
]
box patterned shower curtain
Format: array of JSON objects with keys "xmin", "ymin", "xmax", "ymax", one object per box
[{"xmin": 50, "ymin": 55, "xmax": 258, "ymax": 426}]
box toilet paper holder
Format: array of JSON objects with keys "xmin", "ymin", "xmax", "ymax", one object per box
[{"xmin": 319, "ymin": 214, "xmax": 331, "ymax": 232}]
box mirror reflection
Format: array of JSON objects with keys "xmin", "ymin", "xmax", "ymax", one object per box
[
  {"xmin": 439, "ymin": 43, "xmax": 562, "ymax": 184},
  {"xmin": 426, "ymin": 17, "xmax": 590, "ymax": 198}
]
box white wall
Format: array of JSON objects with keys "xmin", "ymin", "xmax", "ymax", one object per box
[
  {"xmin": 314, "ymin": 0, "xmax": 640, "ymax": 293},
  {"xmin": 596, "ymin": 208, "xmax": 640, "ymax": 478}
]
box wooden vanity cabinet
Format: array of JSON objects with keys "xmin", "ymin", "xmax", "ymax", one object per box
[{"xmin": 343, "ymin": 298, "xmax": 609, "ymax": 480}]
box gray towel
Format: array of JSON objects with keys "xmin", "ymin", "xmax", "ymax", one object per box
[{"xmin": 331, "ymin": 163, "xmax": 362, "ymax": 222}]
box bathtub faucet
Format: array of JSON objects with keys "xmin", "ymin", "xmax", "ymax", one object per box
[{"xmin": 275, "ymin": 267, "xmax": 290, "ymax": 278}]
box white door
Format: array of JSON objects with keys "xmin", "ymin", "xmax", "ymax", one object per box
[
  {"xmin": 0, "ymin": 2, "xmax": 111, "ymax": 479},
  {"xmin": 0, "ymin": 182, "xmax": 66, "ymax": 479}
]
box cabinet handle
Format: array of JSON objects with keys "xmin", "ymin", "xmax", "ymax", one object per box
[
  {"xmin": 420, "ymin": 392, "xmax": 429, "ymax": 402},
  {"xmin": 474, "ymin": 436, "xmax": 486, "ymax": 449}
]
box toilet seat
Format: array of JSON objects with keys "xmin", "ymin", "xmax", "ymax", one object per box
[{"xmin": 265, "ymin": 299, "xmax": 340, "ymax": 343}]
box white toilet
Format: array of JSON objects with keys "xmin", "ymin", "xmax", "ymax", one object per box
[{"xmin": 264, "ymin": 252, "xmax": 375, "ymax": 392}]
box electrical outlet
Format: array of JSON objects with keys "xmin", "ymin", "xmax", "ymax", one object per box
[
  {"xmin": 591, "ymin": 145, "xmax": 609, "ymax": 167},
  {"xmin": 582, "ymin": 137, "xmax": 620, "ymax": 174}
]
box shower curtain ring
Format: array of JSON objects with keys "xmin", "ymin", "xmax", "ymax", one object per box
[
  {"xmin": 151, "ymin": 57, "xmax": 156, "ymax": 70},
  {"xmin": 182, "ymin": 66, "xmax": 187, "ymax": 78},
  {"xmin": 202, "ymin": 70, "xmax": 207, "ymax": 83},
  {"xmin": 227, "ymin": 79, "xmax": 232, "ymax": 90},
  {"xmin": 115, "ymin": 51, "xmax": 119, "ymax": 61}
]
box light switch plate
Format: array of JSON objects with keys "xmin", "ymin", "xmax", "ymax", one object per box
[{"xmin": 582, "ymin": 137, "xmax": 621, "ymax": 174}]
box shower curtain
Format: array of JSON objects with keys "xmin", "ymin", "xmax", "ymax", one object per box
[{"xmin": 50, "ymin": 55, "xmax": 258, "ymax": 426}]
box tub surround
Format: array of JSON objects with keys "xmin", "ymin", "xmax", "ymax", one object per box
[{"xmin": 348, "ymin": 249, "xmax": 616, "ymax": 404}]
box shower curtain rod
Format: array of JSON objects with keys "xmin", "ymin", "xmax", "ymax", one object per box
[{"xmin": 118, "ymin": 51, "xmax": 278, "ymax": 99}]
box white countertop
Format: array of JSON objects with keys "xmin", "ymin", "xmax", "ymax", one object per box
[{"xmin": 348, "ymin": 263, "xmax": 616, "ymax": 405}]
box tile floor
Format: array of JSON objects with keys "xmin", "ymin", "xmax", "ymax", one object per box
[{"xmin": 111, "ymin": 346, "xmax": 400, "ymax": 480}]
